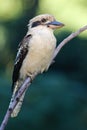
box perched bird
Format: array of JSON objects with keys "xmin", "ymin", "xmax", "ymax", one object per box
[{"xmin": 11, "ymin": 14, "xmax": 64, "ymax": 117}]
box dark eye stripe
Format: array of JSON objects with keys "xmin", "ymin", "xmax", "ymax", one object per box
[
  {"xmin": 32, "ymin": 21, "xmax": 41, "ymax": 27},
  {"xmin": 41, "ymin": 18, "xmax": 46, "ymax": 22}
]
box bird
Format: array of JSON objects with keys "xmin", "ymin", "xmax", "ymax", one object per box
[{"xmin": 11, "ymin": 14, "xmax": 64, "ymax": 117}]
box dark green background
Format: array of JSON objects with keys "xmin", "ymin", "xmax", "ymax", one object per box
[{"xmin": 0, "ymin": 0, "xmax": 87, "ymax": 130}]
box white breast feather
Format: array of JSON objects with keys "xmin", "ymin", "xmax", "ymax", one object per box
[{"xmin": 20, "ymin": 27, "xmax": 56, "ymax": 79}]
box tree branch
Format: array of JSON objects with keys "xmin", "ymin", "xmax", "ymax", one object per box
[
  {"xmin": 0, "ymin": 25, "xmax": 87, "ymax": 130},
  {"xmin": 0, "ymin": 77, "xmax": 31, "ymax": 130},
  {"xmin": 53, "ymin": 25, "xmax": 87, "ymax": 60}
]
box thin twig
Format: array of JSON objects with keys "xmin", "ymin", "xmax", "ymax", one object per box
[
  {"xmin": 0, "ymin": 25, "xmax": 87, "ymax": 130},
  {"xmin": 53, "ymin": 25, "xmax": 87, "ymax": 59},
  {"xmin": 0, "ymin": 77, "xmax": 31, "ymax": 130}
]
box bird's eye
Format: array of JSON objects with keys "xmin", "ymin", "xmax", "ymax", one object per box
[{"xmin": 41, "ymin": 18, "xmax": 47, "ymax": 23}]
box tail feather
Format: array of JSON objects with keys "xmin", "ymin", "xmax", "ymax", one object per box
[
  {"xmin": 10, "ymin": 79, "xmax": 26, "ymax": 118},
  {"xmin": 11, "ymin": 92, "xmax": 25, "ymax": 117}
]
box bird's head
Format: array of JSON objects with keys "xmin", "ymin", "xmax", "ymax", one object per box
[{"xmin": 28, "ymin": 14, "xmax": 64, "ymax": 30}]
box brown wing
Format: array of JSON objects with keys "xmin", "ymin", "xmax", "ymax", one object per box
[{"xmin": 12, "ymin": 34, "xmax": 32, "ymax": 91}]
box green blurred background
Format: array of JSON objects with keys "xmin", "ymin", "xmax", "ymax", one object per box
[{"xmin": 0, "ymin": 0, "xmax": 87, "ymax": 130}]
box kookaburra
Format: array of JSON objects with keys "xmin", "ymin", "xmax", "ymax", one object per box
[{"xmin": 11, "ymin": 14, "xmax": 64, "ymax": 117}]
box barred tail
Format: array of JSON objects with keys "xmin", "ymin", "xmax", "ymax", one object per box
[
  {"xmin": 11, "ymin": 92, "xmax": 25, "ymax": 117},
  {"xmin": 10, "ymin": 80, "xmax": 26, "ymax": 118}
]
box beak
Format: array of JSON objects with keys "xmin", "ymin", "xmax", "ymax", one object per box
[{"xmin": 47, "ymin": 20, "xmax": 65, "ymax": 29}]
